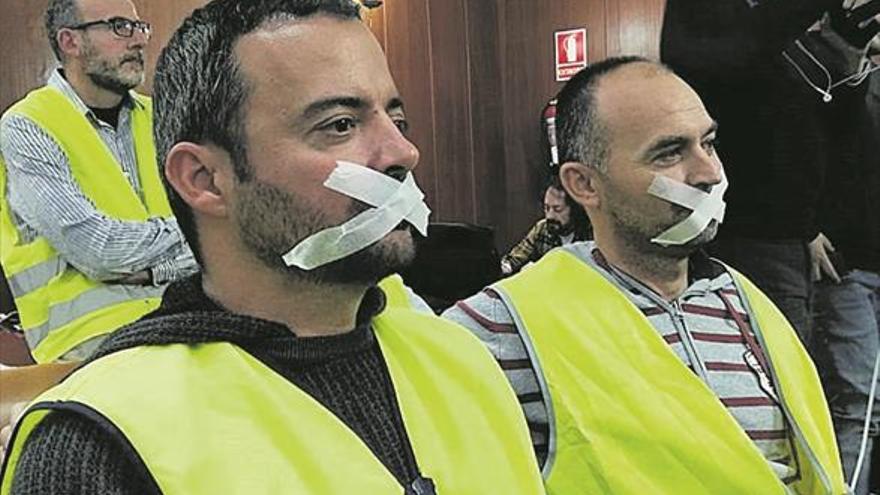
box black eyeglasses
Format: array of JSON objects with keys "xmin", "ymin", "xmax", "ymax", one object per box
[{"xmin": 66, "ymin": 17, "xmax": 151, "ymax": 38}]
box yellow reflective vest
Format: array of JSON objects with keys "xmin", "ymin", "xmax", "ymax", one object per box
[
  {"xmin": 494, "ymin": 250, "xmax": 846, "ymax": 495},
  {"xmin": 0, "ymin": 86, "xmax": 171, "ymax": 363},
  {"xmin": 379, "ymin": 274, "xmax": 414, "ymax": 309},
  {"xmin": 0, "ymin": 305, "xmax": 545, "ymax": 494}
]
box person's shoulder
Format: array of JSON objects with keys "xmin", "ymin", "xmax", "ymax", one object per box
[
  {"xmin": 10, "ymin": 407, "xmax": 157, "ymax": 494},
  {"xmin": 0, "ymin": 108, "xmax": 65, "ymax": 164},
  {"xmin": 0, "ymin": 102, "xmax": 42, "ymax": 133},
  {"xmin": 441, "ymin": 288, "xmax": 519, "ymax": 350}
]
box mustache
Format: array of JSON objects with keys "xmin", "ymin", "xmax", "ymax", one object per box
[{"xmin": 121, "ymin": 52, "xmax": 144, "ymax": 65}]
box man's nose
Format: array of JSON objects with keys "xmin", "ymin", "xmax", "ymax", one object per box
[
  {"xmin": 129, "ymin": 29, "xmax": 149, "ymax": 48},
  {"xmin": 687, "ymin": 148, "xmax": 723, "ymax": 190},
  {"xmin": 369, "ymin": 115, "xmax": 420, "ymax": 176}
]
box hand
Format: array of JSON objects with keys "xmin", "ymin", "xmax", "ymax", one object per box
[
  {"xmin": 0, "ymin": 401, "xmax": 28, "ymax": 466},
  {"xmin": 843, "ymin": 0, "xmax": 873, "ymax": 10},
  {"xmin": 870, "ymin": 32, "xmax": 880, "ymax": 54},
  {"xmin": 500, "ymin": 260, "xmax": 513, "ymax": 276},
  {"xmin": 831, "ymin": 0, "xmax": 880, "ymax": 49},
  {"xmin": 809, "ymin": 233, "xmax": 842, "ymax": 283}
]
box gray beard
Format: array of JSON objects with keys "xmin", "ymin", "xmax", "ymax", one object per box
[{"xmin": 87, "ymin": 70, "xmax": 138, "ymax": 96}]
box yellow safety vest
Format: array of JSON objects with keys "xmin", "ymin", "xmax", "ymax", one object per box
[
  {"xmin": 1, "ymin": 307, "xmax": 545, "ymax": 494},
  {"xmin": 379, "ymin": 274, "xmax": 414, "ymax": 309},
  {"xmin": 0, "ymin": 86, "xmax": 171, "ymax": 363},
  {"xmin": 494, "ymin": 250, "xmax": 846, "ymax": 495}
]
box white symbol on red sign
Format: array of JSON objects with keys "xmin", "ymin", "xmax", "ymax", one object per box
[{"xmin": 554, "ymin": 28, "xmax": 588, "ymax": 82}]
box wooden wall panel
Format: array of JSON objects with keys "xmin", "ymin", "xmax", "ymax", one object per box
[
  {"xmin": 426, "ymin": 0, "xmax": 476, "ymax": 222},
  {"xmin": 137, "ymin": 0, "xmax": 208, "ymax": 93},
  {"xmin": 0, "ymin": 0, "xmax": 53, "ymax": 112},
  {"xmin": 464, "ymin": 0, "xmax": 505, "ymax": 230},
  {"xmin": 380, "ymin": 0, "xmax": 506, "ymax": 237},
  {"xmin": 606, "ymin": 0, "xmax": 665, "ymax": 59}
]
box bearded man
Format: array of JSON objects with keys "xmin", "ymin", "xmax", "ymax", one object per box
[
  {"xmin": 501, "ymin": 182, "xmax": 591, "ymax": 276},
  {"xmin": 0, "ymin": 0, "xmax": 196, "ymax": 363}
]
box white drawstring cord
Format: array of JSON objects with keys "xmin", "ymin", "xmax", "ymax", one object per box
[
  {"xmin": 783, "ymin": 39, "xmax": 879, "ymax": 102},
  {"xmin": 849, "ymin": 348, "xmax": 880, "ymax": 493}
]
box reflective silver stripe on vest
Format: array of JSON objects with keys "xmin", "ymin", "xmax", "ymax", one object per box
[
  {"xmin": 24, "ymin": 283, "xmax": 165, "ymax": 349},
  {"xmin": 6, "ymin": 257, "xmax": 66, "ymax": 298}
]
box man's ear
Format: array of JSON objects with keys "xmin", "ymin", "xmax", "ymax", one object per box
[
  {"xmin": 560, "ymin": 161, "xmax": 601, "ymax": 210},
  {"xmin": 57, "ymin": 29, "xmax": 82, "ymax": 59},
  {"xmin": 164, "ymin": 142, "xmax": 231, "ymax": 218}
]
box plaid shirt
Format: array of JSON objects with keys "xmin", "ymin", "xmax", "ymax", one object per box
[{"xmin": 501, "ymin": 219, "xmax": 588, "ymax": 274}]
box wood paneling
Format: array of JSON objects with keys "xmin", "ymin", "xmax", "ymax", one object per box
[
  {"xmin": 137, "ymin": 1, "xmax": 209, "ymax": 93},
  {"xmin": 376, "ymin": 0, "xmax": 664, "ymax": 251},
  {"xmin": 464, "ymin": 0, "xmax": 505, "ymax": 230},
  {"xmin": 377, "ymin": 0, "xmax": 507, "ymax": 233},
  {"xmin": 0, "ymin": 0, "xmax": 54, "ymax": 112},
  {"xmin": 606, "ymin": 0, "xmax": 664, "ymax": 58}
]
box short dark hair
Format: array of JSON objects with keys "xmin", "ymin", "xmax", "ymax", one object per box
[
  {"xmin": 556, "ymin": 56, "xmax": 655, "ymax": 173},
  {"xmin": 153, "ymin": 0, "xmax": 362, "ymax": 264},
  {"xmin": 545, "ymin": 176, "xmax": 591, "ymax": 239},
  {"xmin": 45, "ymin": 0, "xmax": 81, "ymax": 62}
]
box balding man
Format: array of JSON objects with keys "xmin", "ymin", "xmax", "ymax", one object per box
[{"xmin": 445, "ymin": 57, "xmax": 846, "ymax": 494}]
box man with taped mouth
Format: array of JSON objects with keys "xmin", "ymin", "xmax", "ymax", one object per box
[
  {"xmin": 444, "ymin": 57, "xmax": 846, "ymax": 494},
  {"xmin": 0, "ymin": 1, "xmax": 546, "ymax": 493}
]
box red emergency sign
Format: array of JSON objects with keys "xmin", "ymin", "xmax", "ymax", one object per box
[{"xmin": 554, "ymin": 28, "xmax": 588, "ymax": 82}]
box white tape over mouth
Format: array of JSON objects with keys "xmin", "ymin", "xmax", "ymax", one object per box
[
  {"xmin": 647, "ymin": 171, "xmax": 728, "ymax": 247},
  {"xmin": 282, "ymin": 160, "xmax": 431, "ymax": 270}
]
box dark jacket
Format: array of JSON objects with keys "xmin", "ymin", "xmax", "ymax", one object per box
[
  {"xmin": 820, "ymin": 72, "xmax": 880, "ymax": 272},
  {"xmin": 661, "ymin": 0, "xmax": 860, "ymax": 242}
]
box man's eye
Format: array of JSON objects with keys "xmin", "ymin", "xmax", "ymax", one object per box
[
  {"xmin": 393, "ymin": 118, "xmax": 409, "ymax": 133},
  {"xmin": 113, "ymin": 18, "xmax": 132, "ymax": 31},
  {"xmin": 330, "ymin": 118, "xmax": 356, "ymax": 134},
  {"xmin": 702, "ymin": 138, "xmax": 718, "ymax": 155},
  {"xmin": 654, "ymin": 150, "xmax": 682, "ymax": 164}
]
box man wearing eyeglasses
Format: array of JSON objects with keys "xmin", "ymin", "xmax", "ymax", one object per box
[{"xmin": 0, "ymin": 0, "xmax": 196, "ymax": 363}]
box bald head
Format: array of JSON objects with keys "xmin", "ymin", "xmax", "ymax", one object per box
[
  {"xmin": 556, "ymin": 56, "xmax": 673, "ymax": 174},
  {"xmin": 592, "ymin": 63, "xmax": 711, "ymax": 171}
]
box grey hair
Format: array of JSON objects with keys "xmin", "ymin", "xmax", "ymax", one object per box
[{"xmin": 45, "ymin": 0, "xmax": 81, "ymax": 62}]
